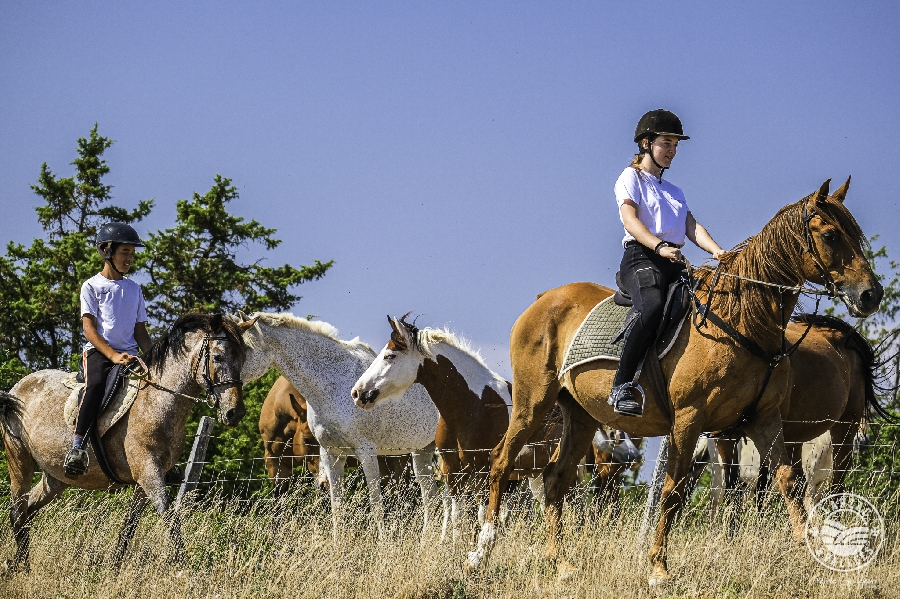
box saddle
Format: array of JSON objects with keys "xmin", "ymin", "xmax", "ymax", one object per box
[
  {"xmin": 559, "ymin": 275, "xmax": 692, "ymax": 425},
  {"xmin": 63, "ymin": 365, "xmax": 140, "ymax": 484}
]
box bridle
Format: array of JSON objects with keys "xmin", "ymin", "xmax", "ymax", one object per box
[
  {"xmin": 128, "ymin": 333, "xmax": 243, "ymax": 409},
  {"xmin": 688, "ymin": 200, "xmax": 846, "ymax": 436}
]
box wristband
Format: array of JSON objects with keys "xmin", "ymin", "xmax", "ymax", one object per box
[{"xmin": 654, "ymin": 241, "xmax": 670, "ymax": 255}]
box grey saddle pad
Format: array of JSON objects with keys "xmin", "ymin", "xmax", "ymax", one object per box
[
  {"xmin": 62, "ymin": 371, "xmax": 141, "ymax": 435},
  {"xmin": 558, "ymin": 295, "xmax": 688, "ymax": 379}
]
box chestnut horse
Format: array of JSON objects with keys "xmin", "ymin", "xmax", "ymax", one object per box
[
  {"xmin": 0, "ymin": 313, "xmax": 254, "ymax": 568},
  {"xmin": 711, "ymin": 314, "xmax": 887, "ymax": 516},
  {"xmin": 351, "ymin": 316, "xmax": 562, "ymax": 539},
  {"xmin": 586, "ymin": 427, "xmax": 642, "ymax": 517},
  {"xmin": 468, "ymin": 179, "xmax": 881, "ymax": 585},
  {"xmin": 260, "ymin": 375, "xmax": 322, "ymax": 496}
]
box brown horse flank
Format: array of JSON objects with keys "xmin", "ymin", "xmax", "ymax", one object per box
[
  {"xmin": 0, "ymin": 313, "xmax": 255, "ymax": 568},
  {"xmin": 714, "ymin": 313, "xmax": 893, "ymax": 514},
  {"xmin": 466, "ymin": 179, "xmax": 882, "ymax": 585},
  {"xmin": 260, "ymin": 375, "xmax": 322, "ymax": 497}
]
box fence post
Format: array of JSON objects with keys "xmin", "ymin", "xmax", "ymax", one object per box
[
  {"xmin": 175, "ymin": 415, "xmax": 215, "ymax": 509},
  {"xmin": 638, "ymin": 435, "xmax": 669, "ymax": 551}
]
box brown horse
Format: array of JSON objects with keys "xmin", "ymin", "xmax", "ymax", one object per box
[
  {"xmin": 467, "ymin": 179, "xmax": 881, "ymax": 585},
  {"xmin": 585, "ymin": 428, "xmax": 642, "ymax": 517},
  {"xmin": 0, "ymin": 313, "xmax": 255, "ymax": 568},
  {"xmin": 351, "ymin": 317, "xmax": 562, "ymax": 539},
  {"xmin": 711, "ymin": 313, "xmax": 888, "ymax": 515},
  {"xmin": 260, "ymin": 375, "xmax": 322, "ymax": 497}
]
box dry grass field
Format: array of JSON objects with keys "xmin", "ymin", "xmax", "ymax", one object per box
[{"xmin": 0, "ymin": 483, "xmax": 895, "ymax": 599}]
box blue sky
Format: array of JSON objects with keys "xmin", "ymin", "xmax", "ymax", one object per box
[{"xmin": 2, "ymin": 2, "xmax": 899, "ymax": 381}]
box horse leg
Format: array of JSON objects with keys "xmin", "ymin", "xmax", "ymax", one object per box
[
  {"xmin": 112, "ymin": 486, "xmax": 150, "ymax": 567},
  {"xmin": 464, "ymin": 385, "xmax": 556, "ymax": 574},
  {"xmin": 411, "ymin": 443, "xmax": 439, "ymax": 531},
  {"xmin": 138, "ymin": 473, "xmax": 186, "ymax": 563},
  {"xmin": 743, "ymin": 413, "xmax": 805, "ymax": 541},
  {"xmin": 4, "ymin": 435, "xmax": 36, "ymax": 570},
  {"xmin": 715, "ymin": 437, "xmax": 744, "ymax": 537},
  {"xmin": 542, "ymin": 389, "xmax": 597, "ymax": 572},
  {"xmin": 648, "ymin": 420, "xmax": 704, "ymax": 587},
  {"xmin": 357, "ymin": 451, "xmax": 385, "ymax": 532},
  {"xmin": 320, "ymin": 448, "xmax": 347, "ymax": 537},
  {"xmin": 829, "ymin": 421, "xmax": 856, "ymax": 494}
]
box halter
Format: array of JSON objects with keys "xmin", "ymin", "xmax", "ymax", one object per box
[{"xmin": 130, "ymin": 333, "xmax": 243, "ymax": 409}]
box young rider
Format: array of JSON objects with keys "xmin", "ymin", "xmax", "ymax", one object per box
[
  {"xmin": 64, "ymin": 222, "xmax": 152, "ymax": 476},
  {"xmin": 609, "ymin": 109, "xmax": 725, "ymax": 417}
]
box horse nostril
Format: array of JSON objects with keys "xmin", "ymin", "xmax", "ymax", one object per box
[
  {"xmin": 860, "ymin": 289, "xmax": 876, "ymax": 306},
  {"xmin": 351, "ymin": 389, "xmax": 359, "ymax": 400}
]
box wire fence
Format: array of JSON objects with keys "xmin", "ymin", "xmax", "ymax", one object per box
[{"xmin": 172, "ymin": 418, "xmax": 900, "ymax": 520}]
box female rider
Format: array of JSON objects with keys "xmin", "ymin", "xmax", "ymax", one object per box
[{"xmin": 609, "ymin": 109, "xmax": 725, "ymax": 417}]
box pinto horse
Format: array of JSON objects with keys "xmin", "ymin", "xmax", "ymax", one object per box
[
  {"xmin": 0, "ymin": 313, "xmax": 254, "ymax": 568},
  {"xmin": 351, "ymin": 316, "xmax": 564, "ymax": 539},
  {"xmin": 467, "ymin": 179, "xmax": 881, "ymax": 585}
]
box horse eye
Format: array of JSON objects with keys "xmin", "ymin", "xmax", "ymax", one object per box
[
  {"xmin": 822, "ymin": 230, "xmax": 838, "ymax": 243},
  {"xmin": 384, "ymin": 354, "xmax": 396, "ymax": 361},
  {"xmin": 213, "ymin": 354, "xmax": 225, "ymax": 363}
]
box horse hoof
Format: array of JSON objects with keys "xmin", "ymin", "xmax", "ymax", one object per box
[
  {"xmin": 556, "ymin": 561, "xmax": 577, "ymax": 581},
  {"xmin": 648, "ymin": 565, "xmax": 670, "ymax": 588}
]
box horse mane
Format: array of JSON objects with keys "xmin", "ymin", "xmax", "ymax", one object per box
[
  {"xmin": 247, "ymin": 312, "xmax": 374, "ymax": 354},
  {"xmin": 792, "ymin": 313, "xmax": 900, "ymax": 424},
  {"xmin": 144, "ymin": 312, "xmax": 246, "ymax": 373},
  {"xmin": 698, "ymin": 193, "xmax": 868, "ymax": 344},
  {"xmin": 414, "ymin": 325, "xmax": 492, "ymax": 371}
]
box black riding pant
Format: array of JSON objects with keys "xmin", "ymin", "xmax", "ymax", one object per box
[
  {"xmin": 613, "ymin": 243, "xmax": 685, "ymax": 387},
  {"xmin": 76, "ymin": 349, "xmax": 114, "ymax": 438}
]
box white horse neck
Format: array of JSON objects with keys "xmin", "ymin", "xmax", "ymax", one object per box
[
  {"xmin": 262, "ymin": 322, "xmax": 375, "ymax": 410},
  {"xmin": 426, "ymin": 339, "xmax": 510, "ymax": 403}
]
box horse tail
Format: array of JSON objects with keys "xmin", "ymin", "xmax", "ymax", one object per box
[
  {"xmin": 792, "ymin": 314, "xmax": 900, "ymax": 425},
  {"xmin": 0, "ymin": 390, "xmax": 27, "ymax": 454}
]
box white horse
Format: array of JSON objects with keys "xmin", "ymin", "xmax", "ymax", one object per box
[{"xmin": 231, "ymin": 311, "xmax": 440, "ymax": 531}]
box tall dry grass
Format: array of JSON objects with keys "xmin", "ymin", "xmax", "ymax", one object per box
[{"xmin": 0, "ymin": 483, "xmax": 895, "ymax": 599}]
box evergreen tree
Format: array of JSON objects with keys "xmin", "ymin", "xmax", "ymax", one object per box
[{"xmin": 138, "ymin": 174, "xmax": 332, "ymax": 329}]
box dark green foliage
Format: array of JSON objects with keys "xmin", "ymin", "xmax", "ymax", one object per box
[{"xmin": 138, "ymin": 174, "xmax": 332, "ymax": 329}]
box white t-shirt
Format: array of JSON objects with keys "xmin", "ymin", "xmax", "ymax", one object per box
[
  {"xmin": 80, "ymin": 273, "xmax": 148, "ymax": 354},
  {"xmin": 614, "ymin": 167, "xmax": 689, "ymax": 247}
]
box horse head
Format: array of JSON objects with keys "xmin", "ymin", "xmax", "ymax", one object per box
[
  {"xmin": 199, "ymin": 314, "xmax": 256, "ymax": 427},
  {"xmin": 229, "ymin": 311, "xmax": 268, "ymax": 382},
  {"xmin": 801, "ymin": 177, "xmax": 882, "ymax": 316},
  {"xmin": 351, "ymin": 313, "xmax": 422, "ymax": 410}
]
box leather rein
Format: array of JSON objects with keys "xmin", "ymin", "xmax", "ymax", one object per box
[
  {"xmin": 127, "ymin": 334, "xmax": 243, "ymax": 409},
  {"xmin": 688, "ymin": 202, "xmax": 838, "ymax": 436}
]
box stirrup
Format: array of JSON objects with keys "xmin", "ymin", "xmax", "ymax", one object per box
[
  {"xmin": 608, "ymin": 382, "xmax": 645, "ymax": 417},
  {"xmin": 64, "ymin": 447, "xmax": 90, "ymax": 477}
]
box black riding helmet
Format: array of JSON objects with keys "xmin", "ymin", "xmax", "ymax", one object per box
[
  {"xmin": 95, "ymin": 222, "xmax": 145, "ymax": 248},
  {"xmin": 95, "ymin": 222, "xmax": 143, "ymax": 275},
  {"xmin": 634, "ymin": 109, "xmax": 689, "ymax": 181},
  {"xmin": 634, "ymin": 109, "xmax": 689, "ymax": 143}
]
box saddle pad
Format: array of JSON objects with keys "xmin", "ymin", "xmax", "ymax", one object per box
[
  {"xmin": 62, "ymin": 371, "xmax": 141, "ymax": 435},
  {"xmin": 558, "ymin": 296, "xmax": 689, "ymax": 379}
]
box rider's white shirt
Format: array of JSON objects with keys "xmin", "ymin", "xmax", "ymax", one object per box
[
  {"xmin": 614, "ymin": 167, "xmax": 689, "ymax": 247},
  {"xmin": 80, "ymin": 273, "xmax": 147, "ymax": 354}
]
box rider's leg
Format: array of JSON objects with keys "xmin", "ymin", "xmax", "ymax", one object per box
[
  {"xmin": 65, "ymin": 349, "xmax": 114, "ymax": 475},
  {"xmin": 610, "ymin": 245, "xmax": 670, "ymax": 416}
]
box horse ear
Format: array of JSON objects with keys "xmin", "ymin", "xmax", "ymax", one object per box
[
  {"xmin": 831, "ymin": 176, "xmax": 851, "ymax": 203},
  {"xmin": 210, "ymin": 314, "xmax": 224, "ymax": 332},
  {"xmin": 812, "ymin": 179, "xmax": 832, "ymax": 205},
  {"xmin": 236, "ymin": 316, "xmax": 259, "ymax": 334},
  {"xmin": 236, "ymin": 309, "xmax": 249, "ymax": 321}
]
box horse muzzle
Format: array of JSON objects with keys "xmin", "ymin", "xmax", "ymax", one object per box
[
  {"xmin": 842, "ymin": 279, "xmax": 883, "ymax": 318},
  {"xmin": 351, "ymin": 388, "xmax": 379, "ymax": 409}
]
